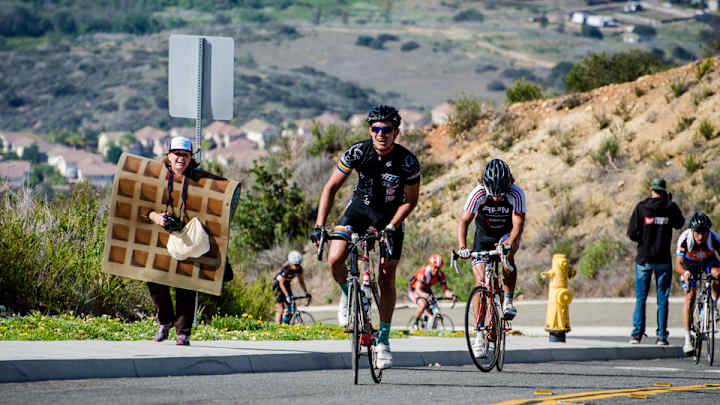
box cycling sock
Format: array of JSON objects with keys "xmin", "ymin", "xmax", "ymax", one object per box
[
  {"xmin": 378, "ymin": 321, "xmax": 391, "ymax": 345},
  {"xmin": 504, "ymin": 292, "xmax": 513, "ymax": 303},
  {"xmin": 339, "ymin": 281, "xmax": 348, "ymax": 296}
]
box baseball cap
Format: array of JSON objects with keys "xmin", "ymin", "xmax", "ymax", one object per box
[
  {"xmin": 168, "ymin": 136, "xmax": 193, "ymax": 153},
  {"xmin": 650, "ymin": 177, "xmax": 666, "ymax": 192}
]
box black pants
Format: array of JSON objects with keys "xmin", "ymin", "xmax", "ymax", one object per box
[{"xmin": 147, "ymin": 283, "xmax": 195, "ymax": 336}]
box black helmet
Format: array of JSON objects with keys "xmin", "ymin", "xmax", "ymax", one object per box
[
  {"xmin": 482, "ymin": 158, "xmax": 514, "ymax": 196},
  {"xmin": 366, "ymin": 104, "xmax": 401, "ymax": 128},
  {"xmin": 689, "ymin": 212, "xmax": 712, "ymax": 233}
]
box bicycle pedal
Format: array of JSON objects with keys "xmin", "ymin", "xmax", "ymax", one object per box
[{"xmin": 360, "ymin": 333, "xmax": 372, "ymax": 346}]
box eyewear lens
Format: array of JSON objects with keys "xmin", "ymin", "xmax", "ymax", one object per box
[{"xmin": 371, "ymin": 126, "xmax": 393, "ymax": 135}]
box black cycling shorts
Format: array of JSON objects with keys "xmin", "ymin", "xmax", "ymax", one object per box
[
  {"xmin": 335, "ymin": 200, "xmax": 404, "ymax": 260},
  {"xmin": 272, "ymin": 280, "xmax": 292, "ymax": 304}
]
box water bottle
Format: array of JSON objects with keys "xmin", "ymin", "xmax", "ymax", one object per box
[{"xmin": 361, "ymin": 271, "xmax": 371, "ymax": 312}]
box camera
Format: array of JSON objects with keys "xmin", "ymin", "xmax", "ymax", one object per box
[{"xmin": 163, "ymin": 213, "xmax": 184, "ymax": 233}]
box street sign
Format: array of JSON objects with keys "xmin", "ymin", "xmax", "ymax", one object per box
[{"xmin": 169, "ymin": 35, "xmax": 234, "ymax": 120}]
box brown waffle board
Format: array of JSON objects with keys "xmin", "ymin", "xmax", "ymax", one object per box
[{"xmin": 102, "ymin": 153, "xmax": 239, "ymax": 296}]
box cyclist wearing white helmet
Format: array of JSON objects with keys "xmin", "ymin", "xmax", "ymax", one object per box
[{"xmin": 273, "ymin": 250, "xmax": 311, "ymax": 323}]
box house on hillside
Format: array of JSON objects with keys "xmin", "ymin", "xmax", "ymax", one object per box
[
  {"xmin": 76, "ymin": 157, "xmax": 116, "ymax": 187},
  {"xmin": 97, "ymin": 131, "xmax": 130, "ymax": 156},
  {"xmin": 204, "ymin": 121, "xmax": 246, "ymax": 149},
  {"xmin": 624, "ymin": 2, "xmax": 643, "ymax": 13},
  {"xmin": 9, "ymin": 135, "xmax": 49, "ymax": 159},
  {"xmin": 431, "ymin": 103, "xmax": 457, "ymax": 125},
  {"xmin": 586, "ymin": 15, "xmax": 617, "ymax": 27},
  {"xmin": 571, "ymin": 12, "xmax": 587, "ymax": 25},
  {"xmin": 0, "ymin": 131, "xmax": 27, "ymax": 153},
  {"xmin": 399, "ymin": 109, "xmax": 430, "ymax": 132},
  {"xmin": 242, "ymin": 119, "xmax": 278, "ymax": 149},
  {"xmin": 623, "ymin": 25, "xmax": 657, "ymax": 43},
  {"xmin": 204, "ymin": 138, "xmax": 266, "ymax": 167},
  {"xmin": 0, "ymin": 160, "xmax": 31, "ymax": 187},
  {"xmin": 134, "ymin": 126, "xmax": 169, "ymax": 157},
  {"xmin": 47, "ymin": 145, "xmax": 106, "ymax": 181},
  {"xmin": 293, "ymin": 113, "xmax": 347, "ymax": 137}
]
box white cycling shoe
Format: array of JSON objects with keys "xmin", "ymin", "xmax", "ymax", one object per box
[
  {"xmin": 472, "ymin": 332, "xmax": 488, "ymax": 359},
  {"xmin": 683, "ymin": 341, "xmax": 694, "ymax": 355},
  {"xmin": 376, "ymin": 343, "xmax": 393, "ymax": 369},
  {"xmin": 503, "ymin": 302, "xmax": 517, "ymax": 320},
  {"xmin": 337, "ymin": 293, "xmax": 349, "ymax": 327}
]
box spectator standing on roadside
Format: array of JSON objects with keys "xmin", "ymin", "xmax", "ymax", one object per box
[{"xmin": 627, "ymin": 178, "xmax": 684, "ymax": 345}]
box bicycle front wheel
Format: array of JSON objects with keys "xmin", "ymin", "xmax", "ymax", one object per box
[
  {"xmin": 290, "ymin": 311, "xmax": 315, "ymax": 326},
  {"xmin": 694, "ymin": 301, "xmax": 703, "ymax": 365},
  {"xmin": 465, "ymin": 285, "xmax": 500, "ymax": 372},
  {"xmin": 706, "ymin": 293, "xmax": 715, "ymax": 366},
  {"xmin": 433, "ymin": 314, "xmax": 456, "ymax": 334},
  {"xmin": 495, "ymin": 319, "xmax": 507, "ymax": 372},
  {"xmin": 368, "ymin": 282, "xmax": 383, "ymax": 384},
  {"xmin": 349, "ymin": 280, "xmax": 361, "ymax": 385}
]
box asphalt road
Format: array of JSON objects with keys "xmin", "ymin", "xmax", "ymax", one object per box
[{"xmin": 3, "ymin": 358, "xmax": 719, "ymax": 405}]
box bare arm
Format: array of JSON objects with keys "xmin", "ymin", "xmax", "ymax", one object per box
[
  {"xmin": 504, "ymin": 211, "xmax": 526, "ymax": 247},
  {"xmin": 277, "ymin": 276, "xmax": 290, "ymax": 298},
  {"xmin": 387, "ymin": 182, "xmax": 420, "ymax": 227},
  {"xmin": 414, "ymin": 283, "xmax": 429, "ymax": 300},
  {"xmin": 675, "ymin": 255, "xmax": 690, "ymax": 282},
  {"xmin": 315, "ymin": 169, "xmax": 349, "ymax": 227},
  {"xmin": 457, "ymin": 210, "xmax": 476, "ymax": 249}
]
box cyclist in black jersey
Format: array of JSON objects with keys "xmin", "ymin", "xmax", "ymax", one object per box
[
  {"xmin": 310, "ymin": 105, "xmax": 421, "ymax": 370},
  {"xmin": 457, "ymin": 158, "xmax": 526, "ymax": 355},
  {"xmin": 272, "ymin": 251, "xmax": 311, "ymax": 324}
]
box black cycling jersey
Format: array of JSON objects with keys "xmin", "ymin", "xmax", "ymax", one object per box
[
  {"xmin": 274, "ymin": 264, "xmax": 303, "ymax": 282},
  {"xmin": 337, "ymin": 139, "xmax": 421, "ymax": 212}
]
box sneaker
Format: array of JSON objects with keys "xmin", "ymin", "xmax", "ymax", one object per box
[
  {"xmin": 337, "ymin": 293, "xmax": 349, "ymax": 327},
  {"xmin": 153, "ymin": 323, "xmax": 171, "ymax": 342},
  {"xmin": 176, "ymin": 334, "xmax": 190, "ymax": 346},
  {"xmin": 655, "ymin": 338, "xmax": 669, "ymax": 346},
  {"xmin": 503, "ymin": 302, "xmax": 517, "ymax": 320},
  {"xmin": 472, "ymin": 332, "xmax": 488, "ymax": 359},
  {"xmin": 376, "ymin": 343, "xmax": 393, "ymax": 369},
  {"xmin": 629, "ymin": 335, "xmax": 641, "ymax": 344},
  {"xmin": 683, "ymin": 341, "xmax": 694, "ymax": 355}
]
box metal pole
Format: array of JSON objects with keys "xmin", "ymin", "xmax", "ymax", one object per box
[
  {"xmin": 195, "ymin": 37, "xmax": 205, "ymax": 162},
  {"xmin": 193, "ymin": 37, "xmax": 205, "ymax": 328}
]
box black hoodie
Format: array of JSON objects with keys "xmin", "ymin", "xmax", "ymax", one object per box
[{"xmin": 627, "ymin": 195, "xmax": 684, "ymax": 264}]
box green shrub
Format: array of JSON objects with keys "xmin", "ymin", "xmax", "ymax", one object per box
[
  {"xmin": 696, "ymin": 58, "xmax": 714, "ymax": 80},
  {"xmin": 203, "ymin": 276, "xmax": 274, "ymax": 320},
  {"xmin": 453, "ymin": 9, "xmax": 485, "ymax": 22},
  {"xmin": 593, "ymin": 109, "xmax": 611, "ymax": 129},
  {"xmin": 400, "ymin": 41, "xmax": 420, "ymax": 52},
  {"xmin": 506, "ymin": 78, "xmax": 544, "ymax": 103},
  {"xmin": 447, "ymin": 93, "xmax": 485, "ymax": 136},
  {"xmin": 675, "ymin": 116, "xmax": 695, "ymax": 134},
  {"xmin": 614, "ymin": 99, "xmax": 632, "ymax": 122},
  {"xmin": 634, "ymin": 87, "xmax": 646, "ymax": 97},
  {"xmin": 684, "ymin": 154, "xmax": 702, "ymax": 174},
  {"xmin": 307, "ymin": 124, "xmax": 366, "ymax": 157},
  {"xmin": 590, "ymin": 136, "xmax": 620, "ymax": 167},
  {"xmin": 550, "ymin": 238, "xmax": 577, "ymax": 263},
  {"xmin": 696, "ymin": 119, "xmax": 716, "ymax": 141},
  {"xmin": 669, "ymin": 77, "xmax": 689, "ymax": 98},
  {"xmin": 578, "ymin": 239, "xmax": 626, "ymax": 279},
  {"xmin": 0, "ymin": 184, "xmax": 153, "ymax": 316},
  {"xmin": 564, "ymin": 51, "xmax": 665, "ymax": 93},
  {"xmin": 581, "ymin": 24, "xmax": 603, "ymax": 40},
  {"xmin": 356, "ymin": 35, "xmax": 385, "ymax": 50}
]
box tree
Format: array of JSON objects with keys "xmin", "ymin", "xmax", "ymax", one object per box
[
  {"xmin": 506, "ymin": 78, "xmax": 544, "ymax": 103},
  {"xmin": 231, "ymin": 161, "xmax": 309, "ymax": 251},
  {"xmin": 106, "ymin": 145, "xmax": 123, "ymax": 164},
  {"xmin": 21, "ymin": 143, "xmax": 46, "ymax": 164},
  {"xmin": 564, "ymin": 50, "xmax": 665, "ymax": 93}
]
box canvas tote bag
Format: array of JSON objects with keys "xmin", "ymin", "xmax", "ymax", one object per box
[{"xmin": 165, "ymin": 173, "xmax": 210, "ymax": 261}]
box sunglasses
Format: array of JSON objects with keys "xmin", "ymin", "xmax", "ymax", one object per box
[{"xmin": 370, "ymin": 126, "xmax": 395, "ymax": 135}]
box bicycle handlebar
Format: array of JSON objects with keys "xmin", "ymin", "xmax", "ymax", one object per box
[
  {"xmin": 315, "ymin": 227, "xmax": 392, "ymax": 261},
  {"xmin": 450, "ymin": 244, "xmax": 515, "ymax": 276}
]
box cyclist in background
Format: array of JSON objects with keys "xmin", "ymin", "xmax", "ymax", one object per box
[
  {"xmin": 273, "ymin": 251, "xmax": 311, "ymax": 324},
  {"xmin": 457, "ymin": 158, "xmax": 525, "ymax": 355},
  {"xmin": 310, "ymin": 105, "xmax": 421, "ymax": 369},
  {"xmin": 675, "ymin": 212, "xmax": 720, "ymax": 354},
  {"xmin": 408, "ymin": 254, "xmax": 457, "ymax": 328}
]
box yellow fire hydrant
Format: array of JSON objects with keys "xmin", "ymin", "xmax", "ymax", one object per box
[{"xmin": 540, "ymin": 254, "xmax": 575, "ymax": 342}]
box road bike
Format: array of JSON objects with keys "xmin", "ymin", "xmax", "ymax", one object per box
[
  {"xmin": 284, "ymin": 294, "xmax": 315, "ymax": 326},
  {"xmin": 451, "ymin": 244, "xmax": 513, "ymax": 372},
  {"xmin": 692, "ymin": 272, "xmax": 719, "ymax": 366},
  {"xmin": 317, "ymin": 227, "xmax": 391, "ymax": 384},
  {"xmin": 406, "ymin": 292, "xmax": 457, "ymax": 333}
]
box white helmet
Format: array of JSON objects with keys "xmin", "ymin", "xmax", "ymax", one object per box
[{"xmin": 288, "ymin": 250, "xmax": 302, "ymax": 265}]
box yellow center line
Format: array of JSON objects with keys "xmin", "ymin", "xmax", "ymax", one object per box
[{"xmin": 494, "ymin": 384, "xmax": 720, "ymax": 404}]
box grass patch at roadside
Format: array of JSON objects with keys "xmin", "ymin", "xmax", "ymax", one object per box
[{"xmin": 0, "ymin": 312, "xmax": 421, "ymax": 341}]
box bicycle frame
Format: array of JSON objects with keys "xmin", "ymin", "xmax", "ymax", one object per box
[{"xmin": 693, "ymin": 272, "xmax": 719, "ymax": 366}]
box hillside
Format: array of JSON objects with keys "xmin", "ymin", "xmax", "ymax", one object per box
[{"xmin": 300, "ymin": 56, "xmax": 720, "ymax": 303}]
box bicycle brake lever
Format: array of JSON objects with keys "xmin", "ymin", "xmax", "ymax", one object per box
[{"xmin": 450, "ymin": 250, "xmax": 464, "ymax": 276}]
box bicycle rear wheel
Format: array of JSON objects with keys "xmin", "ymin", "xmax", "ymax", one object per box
[
  {"xmin": 495, "ymin": 319, "xmax": 507, "ymax": 372},
  {"xmin": 707, "ymin": 293, "xmax": 715, "ymax": 366},
  {"xmin": 289, "ymin": 311, "xmax": 315, "ymax": 326},
  {"xmin": 433, "ymin": 314, "xmax": 456, "ymax": 334},
  {"xmin": 694, "ymin": 301, "xmax": 703, "ymax": 365},
  {"xmin": 349, "ymin": 280, "xmax": 361, "ymax": 385},
  {"xmin": 465, "ymin": 286, "xmax": 500, "ymax": 372}
]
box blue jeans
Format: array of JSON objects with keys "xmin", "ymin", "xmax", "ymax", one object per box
[{"xmin": 632, "ymin": 263, "xmax": 672, "ymax": 339}]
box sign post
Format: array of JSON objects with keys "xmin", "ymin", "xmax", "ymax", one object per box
[{"xmin": 168, "ymin": 34, "xmax": 234, "ymax": 325}]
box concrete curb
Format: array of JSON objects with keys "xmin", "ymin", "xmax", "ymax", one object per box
[{"xmin": 0, "ymin": 344, "xmax": 684, "ymax": 383}]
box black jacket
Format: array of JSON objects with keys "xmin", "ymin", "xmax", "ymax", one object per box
[{"xmin": 627, "ymin": 195, "xmax": 684, "ymax": 264}]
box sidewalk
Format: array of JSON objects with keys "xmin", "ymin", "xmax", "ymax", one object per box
[{"xmin": 0, "ymin": 298, "xmax": 688, "ymax": 382}]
